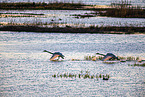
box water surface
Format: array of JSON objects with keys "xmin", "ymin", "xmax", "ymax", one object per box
[
  {"xmin": 0, "ymin": 31, "xmax": 145, "ymax": 96},
  {"xmin": 0, "ymin": 10, "xmax": 145, "ymax": 27}
]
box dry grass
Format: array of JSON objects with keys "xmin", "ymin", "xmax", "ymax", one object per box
[{"xmin": 0, "ymin": 2, "xmax": 84, "ymax": 10}]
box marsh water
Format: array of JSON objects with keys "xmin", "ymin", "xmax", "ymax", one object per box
[
  {"xmin": 1, "ymin": 10, "xmax": 145, "ymax": 28},
  {"xmin": 0, "ymin": 31, "xmax": 145, "ymax": 96}
]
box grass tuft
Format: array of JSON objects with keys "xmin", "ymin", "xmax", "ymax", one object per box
[{"xmin": 52, "ymin": 71, "xmax": 110, "ymax": 80}]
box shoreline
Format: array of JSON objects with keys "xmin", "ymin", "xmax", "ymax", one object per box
[
  {"xmin": 0, "ymin": 2, "xmax": 144, "ymax": 34},
  {"xmin": 0, "ymin": 25, "xmax": 144, "ymax": 34},
  {"xmin": 0, "ymin": 2, "xmax": 145, "ymax": 18},
  {"xmin": 0, "ymin": 2, "xmax": 113, "ymax": 10}
]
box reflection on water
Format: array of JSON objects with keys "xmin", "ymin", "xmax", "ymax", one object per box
[{"xmin": 0, "ymin": 31, "xmax": 145, "ymax": 96}]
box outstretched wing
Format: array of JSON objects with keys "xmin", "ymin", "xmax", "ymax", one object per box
[
  {"xmin": 54, "ymin": 52, "xmax": 65, "ymax": 59},
  {"xmin": 102, "ymin": 53, "xmax": 118, "ymax": 61},
  {"xmin": 102, "ymin": 56, "xmax": 112, "ymax": 61},
  {"xmin": 50, "ymin": 54, "xmax": 59, "ymax": 61}
]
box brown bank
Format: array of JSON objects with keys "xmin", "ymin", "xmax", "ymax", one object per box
[{"xmin": 0, "ymin": 25, "xmax": 145, "ymax": 34}]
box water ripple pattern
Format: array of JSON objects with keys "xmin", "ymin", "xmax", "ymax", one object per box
[
  {"xmin": 0, "ymin": 32, "xmax": 145, "ymax": 96},
  {"xmin": 0, "ymin": 10, "xmax": 145, "ymax": 27}
]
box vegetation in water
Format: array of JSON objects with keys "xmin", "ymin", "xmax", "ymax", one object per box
[
  {"xmin": 128, "ymin": 63, "xmax": 145, "ymax": 67},
  {"xmin": 0, "ymin": 20, "xmax": 144, "ymax": 34},
  {"xmin": 96, "ymin": 0, "xmax": 145, "ymax": 18},
  {"xmin": 52, "ymin": 71, "xmax": 110, "ymax": 80},
  {"xmin": 84, "ymin": 55, "xmax": 143, "ymax": 61},
  {"xmin": 118, "ymin": 56, "xmax": 141, "ymax": 61},
  {"xmin": 72, "ymin": 14, "xmax": 96, "ymax": 18},
  {"xmin": 0, "ymin": 0, "xmax": 144, "ymax": 18},
  {"xmin": 0, "ymin": 2, "xmax": 84, "ymax": 10},
  {"xmin": 0, "ymin": 13, "xmax": 45, "ymax": 18},
  {"xmin": 84, "ymin": 56, "xmax": 103, "ymax": 61},
  {"xmin": 0, "ymin": 1, "xmax": 144, "ymax": 34}
]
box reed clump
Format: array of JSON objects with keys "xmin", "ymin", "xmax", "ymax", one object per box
[
  {"xmin": 118, "ymin": 56, "xmax": 141, "ymax": 61},
  {"xmin": 97, "ymin": 0, "xmax": 145, "ymax": 18},
  {"xmin": 84, "ymin": 56, "xmax": 103, "ymax": 61},
  {"xmin": 52, "ymin": 71, "xmax": 110, "ymax": 80},
  {"xmin": 99, "ymin": 8, "xmax": 145, "ymax": 18},
  {"xmin": 129, "ymin": 63, "xmax": 145, "ymax": 67}
]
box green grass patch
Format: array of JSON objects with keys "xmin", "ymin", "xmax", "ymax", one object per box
[
  {"xmin": 52, "ymin": 71, "xmax": 110, "ymax": 80},
  {"xmin": 129, "ymin": 63, "xmax": 145, "ymax": 67}
]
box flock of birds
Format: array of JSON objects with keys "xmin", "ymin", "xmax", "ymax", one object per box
[{"xmin": 43, "ymin": 50, "xmax": 119, "ymax": 62}]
